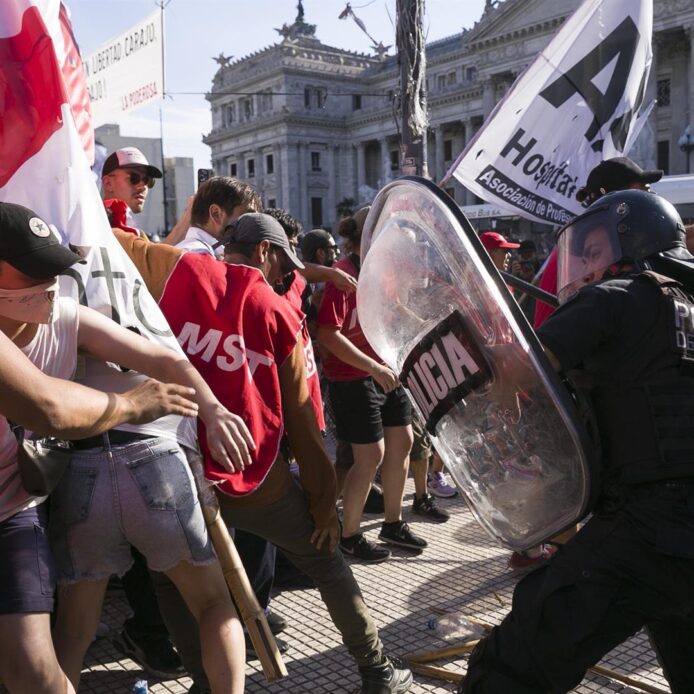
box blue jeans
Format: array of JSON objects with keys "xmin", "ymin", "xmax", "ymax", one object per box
[{"xmin": 49, "ymin": 437, "xmax": 214, "ymax": 583}]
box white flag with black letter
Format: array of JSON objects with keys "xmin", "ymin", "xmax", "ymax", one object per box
[{"xmin": 446, "ymin": 0, "xmax": 653, "ymax": 226}]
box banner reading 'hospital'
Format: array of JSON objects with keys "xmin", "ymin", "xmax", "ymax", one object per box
[
  {"xmin": 83, "ymin": 9, "xmax": 163, "ymax": 126},
  {"xmin": 446, "ymin": 0, "xmax": 653, "ymax": 226}
]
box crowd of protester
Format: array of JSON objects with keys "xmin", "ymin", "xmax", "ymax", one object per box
[{"xmin": 3, "ymin": 145, "xmax": 694, "ymax": 693}]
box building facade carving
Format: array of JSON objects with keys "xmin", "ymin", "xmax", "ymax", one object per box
[{"xmin": 204, "ymin": 0, "xmax": 694, "ymax": 231}]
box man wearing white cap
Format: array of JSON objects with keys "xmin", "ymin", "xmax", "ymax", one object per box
[
  {"xmin": 101, "ymin": 146, "xmax": 162, "ymax": 215},
  {"xmin": 101, "ymin": 147, "xmax": 164, "ymax": 241}
]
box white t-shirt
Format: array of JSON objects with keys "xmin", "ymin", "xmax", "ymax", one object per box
[{"xmin": 0, "ymin": 298, "xmax": 79, "ymax": 523}]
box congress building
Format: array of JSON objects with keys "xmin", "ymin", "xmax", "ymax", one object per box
[{"xmin": 203, "ymin": 0, "xmax": 694, "ymax": 234}]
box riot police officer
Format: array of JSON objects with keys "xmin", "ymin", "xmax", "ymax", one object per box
[{"xmin": 462, "ymin": 189, "xmax": 694, "ymax": 694}]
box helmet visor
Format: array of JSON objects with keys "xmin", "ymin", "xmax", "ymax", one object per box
[{"xmin": 556, "ymin": 209, "xmax": 622, "ymax": 304}]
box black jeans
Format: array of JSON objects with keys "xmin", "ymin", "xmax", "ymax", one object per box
[{"xmin": 463, "ymin": 507, "xmax": 694, "ymax": 693}]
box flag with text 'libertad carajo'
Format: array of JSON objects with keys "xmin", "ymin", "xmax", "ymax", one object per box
[
  {"xmin": 0, "ymin": 1, "xmax": 195, "ymax": 448},
  {"xmin": 446, "ymin": 0, "xmax": 653, "ymax": 226}
]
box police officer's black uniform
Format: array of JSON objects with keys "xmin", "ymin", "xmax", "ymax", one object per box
[{"xmin": 463, "ymin": 190, "xmax": 694, "ymax": 694}]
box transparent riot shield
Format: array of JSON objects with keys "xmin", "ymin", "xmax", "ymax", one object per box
[{"xmin": 357, "ymin": 177, "xmax": 595, "ymax": 551}]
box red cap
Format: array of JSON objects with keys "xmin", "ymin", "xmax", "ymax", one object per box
[{"xmin": 479, "ymin": 231, "xmax": 520, "ymax": 251}]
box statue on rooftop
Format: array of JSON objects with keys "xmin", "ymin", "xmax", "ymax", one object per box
[
  {"xmin": 275, "ymin": 1, "xmax": 316, "ymax": 40},
  {"xmin": 213, "ymin": 53, "xmax": 233, "ymax": 67}
]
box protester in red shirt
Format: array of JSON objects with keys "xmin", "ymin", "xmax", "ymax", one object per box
[
  {"xmin": 479, "ymin": 231, "xmax": 519, "ymax": 272},
  {"xmin": 317, "ymin": 207, "xmax": 427, "ymax": 563},
  {"xmin": 116, "ymin": 212, "xmax": 414, "ymax": 693}
]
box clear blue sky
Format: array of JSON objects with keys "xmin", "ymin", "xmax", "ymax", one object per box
[{"xmin": 68, "ymin": 0, "xmax": 487, "ymax": 172}]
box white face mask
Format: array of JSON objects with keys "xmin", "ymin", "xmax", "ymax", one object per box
[{"xmin": 0, "ymin": 280, "xmax": 59, "ymax": 324}]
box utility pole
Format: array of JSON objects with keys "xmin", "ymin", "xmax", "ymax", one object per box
[{"xmin": 396, "ymin": 0, "xmax": 428, "ymax": 177}]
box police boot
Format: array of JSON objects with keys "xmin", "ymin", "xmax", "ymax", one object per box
[{"xmin": 358, "ymin": 656, "xmax": 413, "ymax": 693}]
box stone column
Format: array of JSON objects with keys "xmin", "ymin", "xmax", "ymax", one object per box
[
  {"xmin": 298, "ymin": 142, "xmax": 309, "ymax": 227},
  {"xmin": 434, "ymin": 126, "xmax": 445, "ymax": 182},
  {"xmin": 482, "ymin": 77, "xmax": 496, "ymax": 120},
  {"xmin": 254, "ymin": 147, "xmax": 264, "ymax": 200},
  {"xmin": 340, "ymin": 145, "xmax": 357, "ymax": 200},
  {"xmin": 670, "ymin": 36, "xmax": 690, "ymax": 173},
  {"xmin": 279, "ymin": 143, "xmax": 290, "ymax": 210},
  {"xmin": 458, "ymin": 119, "xmax": 476, "ymax": 206},
  {"xmin": 379, "ymin": 137, "xmax": 391, "ymax": 186},
  {"xmin": 327, "ymin": 144, "xmax": 337, "ymax": 227},
  {"xmin": 687, "ymin": 26, "xmax": 694, "ymax": 127},
  {"xmin": 356, "ymin": 142, "xmax": 366, "ymax": 201}
]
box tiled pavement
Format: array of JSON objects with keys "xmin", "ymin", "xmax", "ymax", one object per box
[{"xmin": 80, "ymin": 482, "xmax": 670, "ymax": 694}]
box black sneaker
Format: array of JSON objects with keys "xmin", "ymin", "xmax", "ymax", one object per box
[
  {"xmin": 359, "ymin": 656, "xmax": 413, "ymax": 693},
  {"xmin": 378, "ymin": 521, "xmax": 428, "ymax": 550},
  {"xmin": 340, "ymin": 532, "xmax": 391, "ymax": 563},
  {"xmin": 412, "ymin": 493, "xmax": 450, "ymax": 523},
  {"xmin": 245, "ymin": 633, "xmax": 289, "ymax": 661},
  {"xmin": 114, "ymin": 627, "xmax": 184, "ymax": 679},
  {"xmin": 363, "ymin": 484, "xmax": 385, "ymax": 514},
  {"xmin": 265, "ymin": 610, "xmax": 287, "ymax": 635}
]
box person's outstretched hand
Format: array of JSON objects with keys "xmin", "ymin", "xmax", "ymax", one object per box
[{"xmin": 124, "ymin": 379, "xmax": 199, "ymax": 423}]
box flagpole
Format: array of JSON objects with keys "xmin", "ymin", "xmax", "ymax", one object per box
[{"xmin": 159, "ymin": 0, "xmax": 170, "ymax": 234}]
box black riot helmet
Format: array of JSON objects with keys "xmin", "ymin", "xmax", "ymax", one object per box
[{"xmin": 555, "ymin": 189, "xmax": 690, "ymax": 303}]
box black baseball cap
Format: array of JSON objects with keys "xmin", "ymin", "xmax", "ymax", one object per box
[
  {"xmin": 0, "ymin": 203, "xmax": 84, "ymax": 279},
  {"xmin": 576, "ymin": 157, "xmax": 663, "ymax": 203},
  {"xmin": 518, "ymin": 239, "xmax": 536, "ymax": 253},
  {"xmin": 221, "ymin": 213, "xmax": 305, "ymax": 270},
  {"xmin": 102, "ymin": 147, "xmax": 163, "ymax": 179},
  {"xmin": 300, "ymin": 229, "xmax": 336, "ymax": 262}
]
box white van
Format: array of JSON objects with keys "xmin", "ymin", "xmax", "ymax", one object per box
[{"xmin": 652, "ymin": 174, "xmax": 694, "ymax": 221}]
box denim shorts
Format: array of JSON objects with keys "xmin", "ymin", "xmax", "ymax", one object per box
[
  {"xmin": 49, "ymin": 437, "xmax": 215, "ymax": 583},
  {"xmin": 0, "ymin": 503, "xmax": 55, "ymax": 614}
]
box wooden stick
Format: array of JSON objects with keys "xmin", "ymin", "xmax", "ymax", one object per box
[
  {"xmin": 201, "ymin": 503, "xmax": 288, "ymax": 682},
  {"xmin": 589, "ymin": 665, "xmax": 670, "ymax": 694},
  {"xmin": 407, "ymin": 641, "xmax": 480, "ymax": 663},
  {"xmin": 426, "ymin": 611, "xmax": 668, "ymax": 694},
  {"xmin": 188, "ymin": 450, "xmax": 287, "ymax": 682},
  {"xmin": 408, "ymin": 662, "xmax": 465, "ymax": 684}
]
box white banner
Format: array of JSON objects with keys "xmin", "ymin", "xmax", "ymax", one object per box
[
  {"xmin": 447, "ymin": 0, "xmax": 653, "ymax": 226},
  {"xmin": 83, "ymin": 9, "xmax": 163, "ymax": 126}
]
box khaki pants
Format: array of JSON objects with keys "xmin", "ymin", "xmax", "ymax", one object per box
[
  {"xmin": 219, "ymin": 480, "xmax": 383, "ymax": 666},
  {"xmin": 155, "ymin": 480, "xmax": 383, "ymax": 690}
]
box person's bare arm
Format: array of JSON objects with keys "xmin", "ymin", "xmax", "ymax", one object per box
[
  {"xmin": 278, "ymin": 341, "xmax": 338, "ymax": 552},
  {"xmin": 316, "ymin": 324, "xmax": 399, "ymax": 393},
  {"xmin": 0, "ymin": 331, "xmax": 197, "ymax": 438},
  {"xmin": 77, "ymin": 305, "xmax": 255, "ymax": 471},
  {"xmin": 161, "ymin": 195, "xmax": 193, "ymax": 246},
  {"xmin": 300, "ymin": 263, "xmax": 357, "ymax": 293}
]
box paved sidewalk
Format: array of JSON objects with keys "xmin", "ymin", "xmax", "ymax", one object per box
[{"xmin": 80, "ymin": 482, "xmax": 669, "ymax": 694}]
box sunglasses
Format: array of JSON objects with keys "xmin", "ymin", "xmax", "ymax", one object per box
[
  {"xmin": 117, "ymin": 171, "xmax": 155, "ymax": 188},
  {"xmin": 324, "ymin": 244, "xmax": 339, "ymax": 253}
]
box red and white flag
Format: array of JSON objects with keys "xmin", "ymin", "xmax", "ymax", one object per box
[{"xmin": 0, "ymin": 1, "xmax": 195, "ymax": 448}]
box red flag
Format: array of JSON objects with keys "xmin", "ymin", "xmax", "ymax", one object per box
[
  {"xmin": 59, "ymin": 2, "xmax": 94, "ymax": 164},
  {"xmin": 0, "ymin": 1, "xmax": 197, "ymax": 452},
  {"xmin": 0, "ymin": 5, "xmax": 64, "ymax": 187}
]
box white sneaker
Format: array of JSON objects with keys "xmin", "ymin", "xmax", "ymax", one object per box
[{"xmin": 427, "ymin": 471, "xmax": 458, "ymax": 498}]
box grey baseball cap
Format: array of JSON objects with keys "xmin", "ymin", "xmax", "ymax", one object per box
[{"xmin": 221, "ymin": 213, "xmax": 305, "ymax": 270}]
